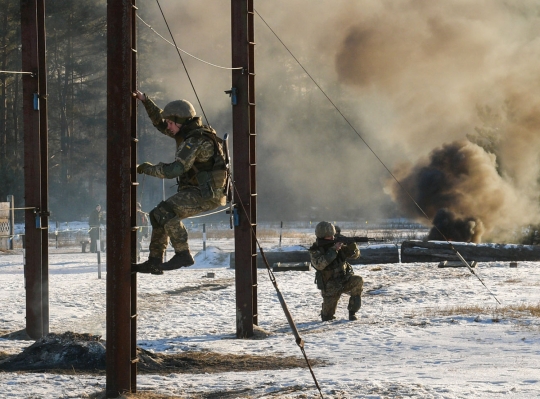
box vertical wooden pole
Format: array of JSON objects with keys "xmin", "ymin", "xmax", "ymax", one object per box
[
  {"xmin": 232, "ymin": 0, "xmax": 257, "ymax": 338},
  {"xmin": 37, "ymin": 0, "xmax": 49, "ymax": 335},
  {"xmin": 21, "ymin": 0, "xmax": 45, "ymax": 340},
  {"xmin": 129, "ymin": 0, "xmax": 139, "ymax": 391},
  {"xmin": 106, "ymin": 0, "xmax": 134, "ymax": 395}
]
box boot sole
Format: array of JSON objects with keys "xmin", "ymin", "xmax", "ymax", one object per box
[{"xmin": 161, "ymin": 261, "xmax": 194, "ymax": 271}]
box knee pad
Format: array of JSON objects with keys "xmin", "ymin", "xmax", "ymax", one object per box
[
  {"xmin": 348, "ymin": 295, "xmax": 361, "ymax": 313},
  {"xmin": 149, "ymin": 201, "xmax": 176, "ymax": 228}
]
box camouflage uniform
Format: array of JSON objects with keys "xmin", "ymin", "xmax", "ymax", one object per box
[
  {"xmin": 309, "ymin": 240, "xmax": 363, "ymax": 321},
  {"xmin": 140, "ymin": 97, "xmax": 226, "ymax": 261}
]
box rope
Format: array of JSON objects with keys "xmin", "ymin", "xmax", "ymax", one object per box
[
  {"xmin": 187, "ymin": 205, "xmax": 232, "ymax": 219},
  {"xmin": 232, "ymin": 183, "xmax": 324, "ymax": 399},
  {"xmin": 154, "ymin": 0, "xmax": 210, "ymax": 126},
  {"xmin": 255, "ymin": 9, "xmax": 501, "ymax": 306},
  {"xmin": 136, "ymin": 15, "xmax": 242, "ymax": 71},
  {"xmin": 0, "ymin": 70, "xmax": 33, "ymax": 75}
]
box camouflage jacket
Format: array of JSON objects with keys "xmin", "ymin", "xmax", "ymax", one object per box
[
  {"xmin": 141, "ymin": 97, "xmax": 227, "ymax": 200},
  {"xmin": 309, "ymin": 241, "xmax": 359, "ymax": 284}
]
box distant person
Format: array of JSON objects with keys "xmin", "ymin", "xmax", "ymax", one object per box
[
  {"xmin": 132, "ymin": 90, "xmax": 228, "ymax": 275},
  {"xmin": 309, "ymin": 221, "xmax": 363, "ymax": 321},
  {"xmin": 136, "ymin": 202, "xmax": 149, "ymax": 262},
  {"xmin": 88, "ymin": 204, "xmax": 104, "ymax": 253}
]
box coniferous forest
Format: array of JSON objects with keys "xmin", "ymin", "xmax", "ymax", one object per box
[{"xmin": 0, "ymin": 0, "xmax": 204, "ymax": 222}]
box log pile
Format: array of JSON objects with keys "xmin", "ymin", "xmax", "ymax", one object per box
[
  {"xmin": 229, "ymin": 244, "xmax": 400, "ymax": 269},
  {"xmin": 401, "ymin": 240, "xmax": 540, "ymax": 263}
]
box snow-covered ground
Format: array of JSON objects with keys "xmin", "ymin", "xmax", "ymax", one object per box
[{"xmin": 0, "ymin": 231, "xmax": 539, "ymax": 398}]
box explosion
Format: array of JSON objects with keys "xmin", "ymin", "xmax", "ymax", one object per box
[{"xmin": 385, "ymin": 140, "xmax": 539, "ymax": 243}]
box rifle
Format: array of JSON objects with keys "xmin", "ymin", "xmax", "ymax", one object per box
[{"xmin": 317, "ymin": 235, "xmax": 385, "ymax": 246}]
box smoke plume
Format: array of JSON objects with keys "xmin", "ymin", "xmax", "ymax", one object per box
[
  {"xmin": 384, "ymin": 140, "xmax": 534, "ymax": 242},
  {"xmin": 139, "ymin": 1, "xmax": 540, "ymax": 233}
]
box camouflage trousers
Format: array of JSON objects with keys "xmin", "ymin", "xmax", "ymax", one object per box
[
  {"xmin": 320, "ymin": 274, "xmax": 363, "ymax": 319},
  {"xmin": 148, "ymin": 186, "xmax": 221, "ymax": 259}
]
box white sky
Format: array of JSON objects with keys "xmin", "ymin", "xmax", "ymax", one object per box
[{"xmin": 1, "ymin": 230, "xmax": 539, "ymax": 398}]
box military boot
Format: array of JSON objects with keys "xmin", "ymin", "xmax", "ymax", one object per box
[
  {"xmin": 161, "ymin": 250, "xmax": 194, "ymax": 271},
  {"xmin": 321, "ymin": 312, "xmax": 336, "ymax": 322},
  {"xmin": 132, "ymin": 256, "xmax": 163, "ymax": 275}
]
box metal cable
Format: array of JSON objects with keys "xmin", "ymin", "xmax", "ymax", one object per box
[
  {"xmin": 137, "ymin": 15, "xmax": 243, "ymax": 71},
  {"xmin": 155, "ymin": 0, "xmax": 210, "ymax": 126},
  {"xmin": 232, "ymin": 182, "xmax": 324, "ymax": 399},
  {"xmin": 255, "ymin": 9, "xmax": 501, "ymax": 305}
]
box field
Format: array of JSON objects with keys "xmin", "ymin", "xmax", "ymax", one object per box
[{"xmin": 1, "ymin": 223, "xmax": 539, "ymax": 398}]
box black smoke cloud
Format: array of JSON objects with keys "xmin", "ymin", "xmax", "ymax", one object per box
[
  {"xmin": 385, "ymin": 140, "xmax": 538, "ymax": 242},
  {"xmin": 427, "ymin": 209, "xmax": 484, "ymax": 243}
]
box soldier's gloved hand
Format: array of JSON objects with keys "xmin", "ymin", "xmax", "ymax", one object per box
[{"xmin": 137, "ymin": 162, "xmax": 154, "ymax": 174}]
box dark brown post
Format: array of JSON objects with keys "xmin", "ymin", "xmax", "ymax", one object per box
[
  {"xmin": 106, "ymin": 0, "xmax": 135, "ymax": 395},
  {"xmin": 21, "ymin": 0, "xmax": 46, "ymax": 340},
  {"xmin": 37, "ymin": 0, "xmax": 49, "ymax": 335},
  {"xmin": 232, "ymin": 0, "xmax": 257, "ymax": 338},
  {"xmin": 129, "ymin": 0, "xmax": 139, "ymax": 390}
]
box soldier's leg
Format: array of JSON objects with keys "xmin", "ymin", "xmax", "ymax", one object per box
[
  {"xmin": 147, "ymin": 202, "xmax": 177, "ymax": 259},
  {"xmin": 89, "ymin": 230, "xmax": 97, "ymax": 253},
  {"xmin": 343, "ymin": 275, "xmax": 364, "ymax": 320},
  {"xmin": 321, "ymin": 294, "xmax": 340, "ymax": 321},
  {"xmin": 160, "ymin": 188, "xmax": 220, "ymax": 270},
  {"xmin": 132, "ymin": 201, "xmax": 176, "ymax": 275}
]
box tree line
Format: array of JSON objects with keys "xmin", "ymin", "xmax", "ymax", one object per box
[{"xmin": 0, "ymin": 0, "xmax": 185, "ymax": 222}]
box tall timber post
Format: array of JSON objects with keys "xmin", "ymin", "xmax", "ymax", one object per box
[
  {"xmin": 232, "ymin": 0, "xmax": 258, "ymax": 338},
  {"xmin": 21, "ymin": 0, "xmax": 49, "ymax": 340},
  {"xmin": 106, "ymin": 0, "xmax": 138, "ymax": 395}
]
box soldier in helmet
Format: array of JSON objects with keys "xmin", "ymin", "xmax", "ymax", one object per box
[
  {"xmin": 309, "ymin": 221, "xmax": 363, "ymax": 321},
  {"xmin": 132, "ymin": 90, "xmax": 228, "ymax": 274}
]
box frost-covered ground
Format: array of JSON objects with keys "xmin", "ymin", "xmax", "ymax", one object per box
[{"xmin": 1, "ymin": 228, "xmax": 539, "ymax": 398}]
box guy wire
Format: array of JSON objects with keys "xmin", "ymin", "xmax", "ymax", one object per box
[
  {"xmin": 137, "ymin": 15, "xmax": 243, "ymax": 70},
  {"xmin": 254, "ymin": 9, "xmax": 501, "ymax": 305},
  {"xmin": 155, "ymin": 0, "xmax": 210, "ymax": 126},
  {"xmin": 231, "ymin": 181, "xmax": 324, "ymax": 399}
]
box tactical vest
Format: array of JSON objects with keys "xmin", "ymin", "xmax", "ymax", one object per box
[
  {"xmin": 175, "ymin": 126, "xmax": 228, "ymax": 200},
  {"xmin": 311, "ymin": 243, "xmax": 352, "ymax": 287}
]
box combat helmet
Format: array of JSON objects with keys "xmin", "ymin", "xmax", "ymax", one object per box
[
  {"xmin": 315, "ymin": 221, "xmax": 336, "ymax": 238},
  {"xmin": 162, "ymin": 100, "xmax": 196, "ymax": 124}
]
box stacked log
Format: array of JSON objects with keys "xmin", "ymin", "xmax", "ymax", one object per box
[
  {"xmin": 401, "ymin": 240, "xmax": 540, "ymax": 263},
  {"xmin": 229, "ymin": 244, "xmax": 400, "ymax": 269}
]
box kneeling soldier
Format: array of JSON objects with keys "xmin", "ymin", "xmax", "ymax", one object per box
[{"xmin": 309, "ymin": 221, "xmax": 363, "ymax": 321}]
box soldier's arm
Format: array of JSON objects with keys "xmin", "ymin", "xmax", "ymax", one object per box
[
  {"xmin": 309, "ymin": 246, "xmax": 338, "ymax": 271},
  {"xmin": 141, "ymin": 96, "xmax": 170, "ymax": 136},
  {"xmin": 141, "ymin": 136, "xmax": 213, "ymax": 179}
]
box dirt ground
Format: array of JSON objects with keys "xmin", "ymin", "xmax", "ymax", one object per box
[
  {"xmin": 0, "ymin": 330, "xmax": 322, "ymax": 398},
  {"xmin": 0, "ymin": 331, "xmax": 320, "ymax": 375}
]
